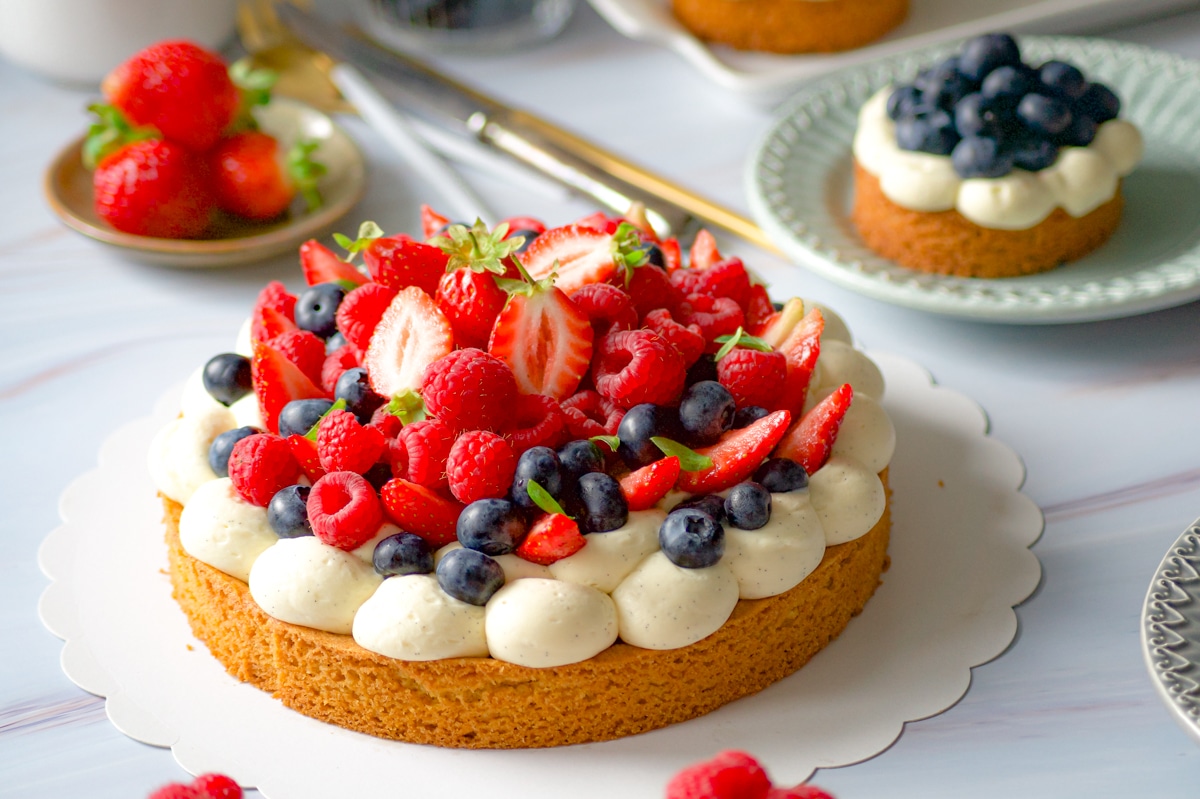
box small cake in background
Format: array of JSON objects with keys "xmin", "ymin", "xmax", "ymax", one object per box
[
  {"xmin": 670, "ymin": 0, "xmax": 908, "ymax": 54},
  {"xmin": 852, "ymin": 33, "xmax": 1144, "ymax": 278}
]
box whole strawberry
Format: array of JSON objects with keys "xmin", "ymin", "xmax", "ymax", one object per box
[
  {"xmin": 93, "ymin": 139, "xmax": 215, "ymax": 238},
  {"xmin": 209, "ymin": 131, "xmax": 324, "ymax": 221}
]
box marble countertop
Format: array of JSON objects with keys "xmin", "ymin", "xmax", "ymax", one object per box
[{"xmin": 4, "ymin": 4, "xmax": 1200, "ymax": 798}]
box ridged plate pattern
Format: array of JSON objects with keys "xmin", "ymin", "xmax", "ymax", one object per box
[{"xmin": 1143, "ymin": 517, "xmax": 1200, "ymax": 746}]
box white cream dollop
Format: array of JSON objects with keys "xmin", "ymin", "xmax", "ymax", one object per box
[
  {"xmin": 249, "ymin": 536, "xmax": 382, "ymax": 634},
  {"xmin": 724, "ymin": 492, "xmax": 827, "ymax": 599},
  {"xmin": 353, "ymin": 574, "xmax": 488, "ymax": 660},
  {"xmin": 827, "ymin": 391, "xmax": 896, "ymax": 474},
  {"xmin": 485, "ymin": 578, "xmax": 618, "ymax": 667},
  {"xmin": 611, "ymin": 552, "xmax": 739, "ymax": 650},
  {"xmin": 813, "ymin": 339, "xmax": 886, "ymax": 401},
  {"xmin": 809, "ymin": 455, "xmax": 886, "ymax": 546},
  {"xmin": 178, "ymin": 477, "xmax": 277, "ymax": 582},
  {"xmin": 149, "ymin": 412, "xmax": 234, "ymax": 504},
  {"xmin": 549, "ymin": 509, "xmax": 664, "ymax": 593}
]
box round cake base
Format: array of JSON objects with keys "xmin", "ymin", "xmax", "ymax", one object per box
[
  {"xmin": 670, "ymin": 0, "xmax": 908, "ymax": 54},
  {"xmin": 164, "ymin": 477, "xmax": 890, "ymax": 749},
  {"xmin": 851, "ymin": 162, "xmax": 1123, "ymax": 278}
]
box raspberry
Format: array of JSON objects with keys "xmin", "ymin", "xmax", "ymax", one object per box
[
  {"xmin": 568, "ymin": 282, "xmax": 638, "ymax": 338},
  {"xmin": 592, "ymin": 330, "xmax": 686, "ymax": 409},
  {"xmin": 148, "ymin": 784, "xmax": 201, "ymax": 799},
  {"xmin": 767, "ymin": 787, "xmax": 836, "ymax": 799},
  {"xmin": 317, "ymin": 409, "xmax": 386, "ymax": 474},
  {"xmin": 665, "ymin": 750, "xmax": 772, "ymax": 799},
  {"xmin": 642, "ymin": 308, "xmax": 705, "ymax": 367},
  {"xmin": 676, "ymin": 293, "xmax": 745, "ymax": 348},
  {"xmin": 336, "ymin": 282, "xmax": 398, "ymax": 351},
  {"xmin": 368, "ymin": 404, "xmax": 403, "ymax": 438},
  {"xmin": 307, "ymin": 471, "xmax": 383, "ymax": 550},
  {"xmin": 717, "ymin": 347, "xmax": 787, "ymax": 409},
  {"xmin": 744, "ymin": 283, "xmax": 775, "ymax": 327},
  {"xmin": 421, "ymin": 348, "xmax": 518, "ymax": 433},
  {"xmin": 255, "ymin": 280, "xmax": 296, "ymax": 319},
  {"xmin": 669, "ymin": 257, "xmax": 752, "ymax": 307},
  {"xmin": 269, "ymin": 329, "xmax": 326, "ymax": 387},
  {"xmin": 191, "ymin": 773, "xmax": 243, "ymax": 799},
  {"xmin": 505, "ymin": 393, "xmax": 570, "ymax": 455},
  {"xmin": 617, "ymin": 263, "xmax": 680, "ymax": 318},
  {"xmin": 446, "ymin": 430, "xmax": 516, "ymax": 504},
  {"xmin": 383, "ymin": 436, "xmax": 409, "ymax": 478},
  {"xmin": 250, "ymin": 281, "xmax": 297, "ymax": 343},
  {"xmin": 227, "ymin": 434, "xmax": 300, "ymax": 507},
  {"xmin": 321, "ymin": 344, "xmax": 361, "ymax": 394},
  {"xmin": 561, "ymin": 390, "xmax": 624, "ymax": 438},
  {"xmin": 398, "ymin": 419, "xmax": 455, "ymax": 489},
  {"xmin": 435, "ymin": 268, "xmax": 507, "ymax": 350}
]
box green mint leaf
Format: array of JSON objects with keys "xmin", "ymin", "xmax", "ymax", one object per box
[
  {"xmin": 527, "ymin": 479, "xmax": 568, "ymax": 517},
  {"xmin": 287, "ymin": 138, "xmax": 326, "ymax": 214},
  {"xmin": 384, "ymin": 390, "xmax": 426, "ymax": 426},
  {"xmin": 651, "ymin": 437, "xmax": 714, "ymax": 472},
  {"xmin": 335, "ymin": 221, "xmax": 385, "ymax": 259},
  {"xmin": 304, "ymin": 398, "xmax": 347, "ymax": 441},
  {"xmin": 713, "ymin": 327, "xmax": 773, "ymax": 361},
  {"xmin": 590, "ymin": 435, "xmax": 621, "ymax": 452}
]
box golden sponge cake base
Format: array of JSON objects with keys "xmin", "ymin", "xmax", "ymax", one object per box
[
  {"xmin": 164, "ymin": 472, "xmax": 890, "ymax": 749},
  {"xmin": 670, "ymin": 0, "xmax": 908, "ymax": 53}
]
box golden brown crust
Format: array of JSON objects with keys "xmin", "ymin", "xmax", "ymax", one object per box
[
  {"xmin": 164, "ymin": 473, "xmax": 890, "ymax": 749},
  {"xmin": 670, "ymin": 0, "xmax": 908, "ymax": 53},
  {"xmin": 851, "ymin": 161, "xmax": 1124, "ymax": 278}
]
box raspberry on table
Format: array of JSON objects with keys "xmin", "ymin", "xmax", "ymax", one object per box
[
  {"xmin": 421, "ymin": 348, "xmax": 518, "ymax": 434},
  {"xmin": 447, "ymin": 430, "xmax": 517, "ymax": 504},
  {"xmin": 190, "ymin": 773, "xmax": 243, "ymax": 799},
  {"xmin": 592, "ymin": 329, "xmax": 686, "ymax": 409},
  {"xmin": 317, "ymin": 409, "xmax": 386, "ymax": 474},
  {"xmin": 307, "ymin": 471, "xmax": 384, "ymax": 550},
  {"xmin": 227, "ymin": 434, "xmax": 301, "ymax": 507}
]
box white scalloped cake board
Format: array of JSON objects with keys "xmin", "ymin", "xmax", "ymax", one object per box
[{"xmin": 38, "ymin": 353, "xmax": 1043, "ymax": 798}]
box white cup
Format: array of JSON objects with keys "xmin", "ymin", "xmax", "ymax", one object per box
[{"xmin": 0, "ymin": 0, "xmax": 238, "ymax": 85}]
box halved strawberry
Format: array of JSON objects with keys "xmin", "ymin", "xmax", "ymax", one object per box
[
  {"xmin": 745, "ymin": 283, "xmax": 774, "ymax": 329},
  {"xmin": 757, "ymin": 297, "xmax": 806, "ymax": 347},
  {"xmin": 515, "ymin": 513, "xmax": 586, "ymax": 565},
  {"xmin": 688, "ymin": 229, "xmax": 721, "ymax": 270},
  {"xmin": 420, "ymin": 204, "xmax": 450, "ymax": 240},
  {"xmin": 268, "ymin": 329, "xmax": 326, "ymax": 387},
  {"xmin": 285, "ymin": 434, "xmax": 326, "ymax": 483},
  {"xmin": 363, "ymin": 237, "xmax": 447, "ymax": 295},
  {"xmin": 251, "ymin": 339, "xmax": 328, "ymax": 434},
  {"xmin": 775, "ymin": 384, "xmax": 853, "ymax": 474},
  {"xmin": 774, "ymin": 308, "xmax": 824, "ymax": 416},
  {"xmin": 661, "ymin": 237, "xmax": 683, "ymax": 272},
  {"xmin": 619, "ymin": 456, "xmax": 681, "ymax": 511},
  {"xmin": 299, "ymin": 239, "xmax": 367, "ymax": 287},
  {"xmin": 488, "ymin": 277, "xmax": 593, "ymax": 400},
  {"xmin": 250, "ymin": 305, "xmax": 298, "ymax": 345},
  {"xmin": 521, "ymin": 222, "xmax": 646, "ymax": 295},
  {"xmin": 676, "ymin": 409, "xmax": 791, "ymax": 494},
  {"xmin": 364, "ymin": 286, "xmax": 455, "ymax": 399},
  {"xmin": 380, "ymin": 477, "xmax": 463, "ymax": 547},
  {"xmin": 336, "ymin": 282, "xmax": 399, "ymax": 351}
]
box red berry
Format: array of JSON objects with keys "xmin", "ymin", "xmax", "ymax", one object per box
[
  {"xmin": 421, "ymin": 348, "xmax": 518, "ymax": 434},
  {"xmin": 254, "ymin": 280, "xmax": 297, "ymax": 321},
  {"xmin": 227, "ymin": 433, "xmax": 300, "ymax": 507},
  {"xmin": 717, "ymin": 347, "xmax": 787, "ymax": 410},
  {"xmin": 592, "ymin": 329, "xmax": 686, "ymax": 409},
  {"xmin": 775, "ymin": 308, "xmax": 825, "ymax": 416},
  {"xmin": 148, "ymin": 784, "xmax": 201, "ymax": 799},
  {"xmin": 676, "ymin": 410, "xmax": 792, "ymax": 494},
  {"xmin": 500, "ymin": 215, "xmax": 546, "ymax": 235},
  {"xmin": 688, "ymin": 229, "xmax": 722, "ymax": 270},
  {"xmin": 307, "ymin": 471, "xmax": 383, "ymax": 550},
  {"xmin": 336, "ymin": 283, "xmax": 398, "ymax": 351},
  {"xmin": 767, "ymin": 787, "xmax": 836, "ymax": 799},
  {"xmin": 676, "ymin": 294, "xmax": 745, "ymax": 348},
  {"xmin": 744, "ymin": 283, "xmax": 775, "ymax": 328},
  {"xmin": 420, "ymin": 204, "xmax": 450, "ymax": 239},
  {"xmin": 369, "ymin": 404, "xmax": 404, "ymax": 439},
  {"xmin": 435, "ymin": 268, "xmax": 508, "ymax": 350},
  {"xmin": 774, "ymin": 384, "xmax": 853, "ymax": 474},
  {"xmin": 520, "ymin": 224, "xmax": 623, "ymax": 294},
  {"xmin": 569, "ymin": 282, "xmax": 638, "ymax": 338},
  {"xmin": 363, "ymin": 236, "xmax": 447, "ymax": 295},
  {"xmin": 665, "ymin": 750, "xmax": 772, "ymax": 799},
  {"xmin": 285, "ymin": 433, "xmax": 326, "ymax": 483},
  {"xmin": 320, "ymin": 344, "xmax": 361, "ymax": 394},
  {"xmin": 398, "ymin": 419, "xmax": 455, "ymax": 490},
  {"xmin": 190, "ymin": 773, "xmax": 243, "ymax": 799},
  {"xmin": 505, "ymin": 393, "xmax": 570, "ymax": 456},
  {"xmin": 208, "ymin": 131, "xmax": 296, "ymax": 220},
  {"xmin": 515, "ymin": 513, "xmax": 585, "ymax": 565},
  {"xmin": 670, "ymin": 257, "xmax": 751, "ymax": 308},
  {"xmin": 561, "ymin": 390, "xmax": 624, "ymax": 439},
  {"xmin": 618, "ymin": 263, "xmax": 680, "ymax": 318},
  {"xmin": 251, "ymin": 339, "xmax": 328, "ymax": 434},
  {"xmin": 488, "ymin": 282, "xmax": 593, "ymax": 401},
  {"xmin": 661, "ymin": 237, "xmax": 683, "ymax": 272},
  {"xmin": 300, "ymin": 239, "xmax": 367, "ymax": 288},
  {"xmin": 250, "ymin": 283, "xmax": 298, "ymax": 345},
  {"xmin": 93, "ymin": 139, "xmax": 215, "ymax": 239},
  {"xmin": 268, "ymin": 329, "xmax": 326, "ymax": 388},
  {"xmin": 317, "ymin": 409, "xmax": 386, "ymax": 474},
  {"xmin": 380, "ymin": 477, "xmax": 463, "ymax": 547},
  {"xmin": 642, "ymin": 308, "xmax": 705, "ymax": 368},
  {"xmin": 618, "ymin": 456, "xmax": 681, "ymax": 511},
  {"xmin": 446, "ymin": 430, "xmax": 516, "ymax": 504},
  {"xmin": 363, "ymin": 286, "xmax": 455, "ymax": 399}
]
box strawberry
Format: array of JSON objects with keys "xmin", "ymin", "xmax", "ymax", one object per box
[
  {"xmin": 92, "ymin": 139, "xmax": 215, "ymax": 239},
  {"xmin": 572, "ymin": 211, "xmax": 615, "ymax": 232},
  {"xmin": 300, "ymin": 239, "xmax": 368, "ymax": 287},
  {"xmin": 744, "ymin": 283, "xmax": 775, "ymax": 329},
  {"xmin": 420, "ymin": 204, "xmax": 450, "ymax": 239},
  {"xmin": 251, "ymin": 305, "xmax": 298, "ymax": 347},
  {"xmin": 421, "ymin": 348, "xmax": 518, "ymax": 434},
  {"xmin": 268, "ymin": 329, "xmax": 326, "ymax": 387},
  {"xmin": 515, "ymin": 513, "xmax": 586, "ymax": 565},
  {"xmin": 209, "ymin": 131, "xmax": 324, "ymax": 221},
  {"xmin": 487, "ymin": 267, "xmax": 593, "ymax": 400},
  {"xmin": 676, "ymin": 410, "xmax": 791, "ymax": 493},
  {"xmin": 251, "ymin": 339, "xmax": 328, "ymax": 434},
  {"xmin": 688, "ymin": 229, "xmax": 722, "ymax": 270},
  {"xmin": 364, "ymin": 236, "xmax": 448, "ymax": 295},
  {"xmin": 757, "ymin": 298, "xmax": 806, "ymax": 347},
  {"xmin": 774, "ymin": 384, "xmax": 853, "ymax": 474},
  {"xmin": 619, "ymin": 456, "xmax": 681, "ymax": 511},
  {"xmin": 500, "ymin": 216, "xmax": 546, "ymax": 235},
  {"xmin": 775, "ymin": 308, "xmax": 824, "ymax": 416},
  {"xmin": 661, "ymin": 237, "xmax": 683, "ymax": 272},
  {"xmin": 336, "ymin": 283, "xmax": 398, "ymax": 351},
  {"xmin": 364, "ymin": 286, "xmax": 455, "ymax": 399},
  {"xmin": 102, "ymin": 40, "xmax": 239, "ymax": 152},
  {"xmin": 381, "ymin": 477, "xmax": 463, "ymax": 547},
  {"xmin": 285, "ymin": 434, "xmax": 326, "ymax": 483},
  {"xmin": 436, "ymin": 268, "xmax": 507, "ymax": 349},
  {"xmin": 520, "ymin": 222, "xmax": 648, "ymax": 294}
]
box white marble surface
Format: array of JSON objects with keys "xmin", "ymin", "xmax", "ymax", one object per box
[{"xmin": 4, "ymin": 4, "xmax": 1200, "ymax": 798}]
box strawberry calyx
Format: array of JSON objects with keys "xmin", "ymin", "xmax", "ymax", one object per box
[
  {"xmin": 382, "ymin": 389, "xmax": 427, "ymax": 426},
  {"xmin": 610, "ymin": 221, "xmax": 651, "ymax": 286},
  {"xmin": 495, "ymin": 254, "xmax": 555, "ymax": 297},
  {"xmin": 333, "ymin": 220, "xmax": 386, "ymax": 261},
  {"xmin": 431, "ymin": 220, "xmax": 524, "ymax": 275},
  {"xmin": 228, "ymin": 58, "xmax": 277, "ymax": 130},
  {"xmin": 713, "ymin": 326, "xmax": 773, "ymax": 360},
  {"xmin": 286, "ymin": 138, "xmax": 326, "ymax": 213},
  {"xmin": 83, "ymin": 103, "xmax": 157, "ymax": 169}
]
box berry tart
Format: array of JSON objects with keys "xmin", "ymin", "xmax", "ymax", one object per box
[
  {"xmin": 670, "ymin": 0, "xmax": 908, "ymax": 54},
  {"xmin": 149, "ymin": 207, "xmax": 895, "ymax": 748},
  {"xmin": 852, "ymin": 33, "xmax": 1144, "ymax": 277}
]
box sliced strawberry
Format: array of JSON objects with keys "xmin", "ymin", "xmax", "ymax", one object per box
[
  {"xmin": 285, "ymin": 434, "xmax": 326, "ymax": 483},
  {"xmin": 745, "ymin": 283, "xmax": 774, "ymax": 328},
  {"xmin": 300, "ymin": 239, "xmax": 367, "ymax": 287},
  {"xmin": 254, "ymin": 280, "xmax": 297, "ymax": 319},
  {"xmin": 676, "ymin": 409, "xmax": 791, "ymax": 494},
  {"xmin": 363, "ymin": 236, "xmax": 447, "ymax": 295},
  {"xmin": 250, "ymin": 305, "xmax": 298, "ymax": 345},
  {"xmin": 336, "ymin": 282, "xmax": 399, "ymax": 351},
  {"xmin": 364, "ymin": 286, "xmax": 455, "ymax": 399},
  {"xmin": 380, "ymin": 477, "xmax": 463, "ymax": 547},
  {"xmin": 757, "ymin": 297, "xmax": 806, "ymax": 348},
  {"xmin": 420, "ymin": 204, "xmax": 450, "ymax": 239},
  {"xmin": 488, "ymin": 283, "xmax": 593, "ymax": 400},
  {"xmin": 775, "ymin": 384, "xmax": 853, "ymax": 474},
  {"xmin": 661, "ymin": 237, "xmax": 683, "ymax": 272},
  {"xmin": 251, "ymin": 339, "xmax": 328, "ymax": 434},
  {"xmin": 774, "ymin": 308, "xmax": 824, "ymax": 416},
  {"xmin": 515, "ymin": 513, "xmax": 586, "ymax": 565},
  {"xmin": 269, "ymin": 329, "xmax": 326, "ymax": 387},
  {"xmin": 520, "ymin": 224, "xmax": 623, "ymax": 294},
  {"xmin": 500, "ymin": 216, "xmax": 546, "ymax": 236},
  {"xmin": 688, "ymin": 229, "xmax": 721, "ymax": 270},
  {"xmin": 619, "ymin": 456, "xmax": 681, "ymax": 511}
]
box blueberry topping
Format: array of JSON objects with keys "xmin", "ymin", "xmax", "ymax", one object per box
[
  {"xmin": 208, "ymin": 425, "xmax": 261, "ymax": 477},
  {"xmin": 671, "ymin": 493, "xmax": 726, "ymax": 524},
  {"xmin": 678, "ymin": 381, "xmax": 736, "ymax": 447},
  {"xmin": 202, "ymin": 353, "xmax": 252, "ymax": 406},
  {"xmin": 922, "ymin": 58, "xmax": 973, "ymax": 110},
  {"xmin": 294, "ymin": 282, "xmax": 346, "ymax": 339},
  {"xmin": 576, "ymin": 472, "xmax": 629, "ymax": 533},
  {"xmin": 753, "ymin": 457, "xmax": 809, "ymax": 493},
  {"xmin": 363, "ymin": 461, "xmax": 394, "ymax": 491},
  {"xmin": 887, "ymin": 85, "xmax": 924, "ymax": 120},
  {"xmin": 267, "ymin": 484, "xmax": 313, "ymax": 538},
  {"xmin": 373, "ymin": 532, "xmax": 434, "ymax": 577},
  {"xmin": 895, "ymin": 110, "xmax": 960, "ymax": 156},
  {"xmin": 954, "ymin": 93, "xmax": 1011, "ymax": 141},
  {"xmin": 980, "ymin": 65, "xmax": 1035, "ymax": 107},
  {"xmin": 685, "ymin": 353, "xmax": 719, "ymax": 386},
  {"xmin": 616, "ymin": 403, "xmax": 680, "ymax": 468},
  {"xmin": 1011, "ymin": 138, "xmax": 1060, "ymax": 172},
  {"xmin": 724, "ymin": 482, "xmax": 772, "ymax": 530},
  {"xmin": 958, "ymin": 33, "xmax": 1022, "ymax": 82},
  {"xmin": 557, "ymin": 439, "xmax": 604, "ymax": 483},
  {"xmin": 325, "ymin": 331, "xmax": 349, "ymax": 355},
  {"xmin": 951, "ymin": 136, "xmax": 1014, "ymax": 179},
  {"xmin": 1078, "ymin": 82, "xmax": 1120, "ymax": 124},
  {"xmin": 277, "ymin": 398, "xmax": 334, "ymax": 438},
  {"xmin": 436, "ymin": 547, "xmax": 505, "ymax": 606},
  {"xmin": 1038, "ymin": 60, "xmax": 1088, "ymax": 101},
  {"xmin": 456, "ymin": 498, "xmax": 527, "ymax": 555},
  {"xmin": 1016, "ymin": 93, "xmax": 1073, "ymax": 137},
  {"xmin": 659, "ymin": 509, "xmax": 725, "ymax": 569},
  {"xmin": 732, "ymin": 405, "xmax": 769, "ymax": 429},
  {"xmin": 335, "ymin": 367, "xmax": 385, "ymax": 423},
  {"xmin": 639, "ymin": 242, "xmax": 666, "ymax": 267},
  {"xmin": 1056, "ymin": 113, "xmax": 1097, "ymax": 147},
  {"xmin": 512, "ymin": 447, "xmax": 563, "ymax": 510}
]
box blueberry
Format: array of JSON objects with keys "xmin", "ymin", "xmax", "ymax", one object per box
[
  {"xmin": 672, "ymin": 493, "xmax": 726, "ymax": 524},
  {"xmin": 1056, "ymin": 113, "xmax": 1097, "ymax": 147},
  {"xmin": 577, "ymin": 472, "xmax": 629, "ymax": 533},
  {"xmin": 951, "ymin": 136, "xmax": 1014, "ymax": 179},
  {"xmin": 208, "ymin": 426, "xmax": 261, "ymax": 477},
  {"xmin": 373, "ymin": 532, "xmax": 434, "ymax": 577},
  {"xmin": 436, "ymin": 547, "xmax": 505, "ymax": 606},
  {"xmin": 335, "ymin": 367, "xmax": 385, "ymax": 423},
  {"xmin": 1077, "ymin": 82, "xmax": 1120, "ymax": 124},
  {"xmin": 980, "ymin": 65, "xmax": 1035, "ymax": 107},
  {"xmin": 277, "ymin": 398, "xmax": 334, "ymax": 438},
  {"xmin": 957, "ymin": 33, "xmax": 1022, "ymax": 82},
  {"xmin": 557, "ymin": 440, "xmax": 604, "ymax": 483},
  {"xmin": 363, "ymin": 461, "xmax": 394, "ymax": 491},
  {"xmin": 659, "ymin": 509, "xmax": 725, "ymax": 569},
  {"xmin": 732, "ymin": 405, "xmax": 769, "ymax": 429},
  {"xmin": 294, "ymin": 282, "xmax": 345, "ymax": 339},
  {"xmin": 639, "ymin": 242, "xmax": 666, "ymax": 267},
  {"xmin": 616, "ymin": 403, "xmax": 680, "ymax": 469},
  {"xmin": 202, "ymin": 353, "xmax": 252, "ymax": 406},
  {"xmin": 456, "ymin": 498, "xmax": 527, "ymax": 556},
  {"xmin": 922, "ymin": 59, "xmax": 974, "ymax": 110},
  {"xmin": 753, "ymin": 457, "xmax": 809, "ymax": 493},
  {"xmin": 886, "ymin": 85, "xmax": 924, "ymax": 120},
  {"xmin": 1017, "ymin": 93, "xmax": 1073, "ymax": 137},
  {"xmin": 511, "ymin": 446, "xmax": 563, "ymax": 510},
  {"xmin": 267, "ymin": 485, "xmax": 313, "ymax": 538},
  {"xmin": 325, "ymin": 331, "xmax": 349, "ymax": 355},
  {"xmin": 724, "ymin": 482, "xmax": 772, "ymax": 530},
  {"xmin": 685, "ymin": 353, "xmax": 719, "ymax": 386},
  {"xmin": 508, "ymin": 228, "xmax": 540, "ymax": 254},
  {"xmin": 678, "ymin": 381, "xmax": 736, "ymax": 447},
  {"xmin": 1038, "ymin": 60, "xmax": 1088, "ymax": 101},
  {"xmin": 954, "ymin": 93, "xmax": 1013, "ymax": 140},
  {"xmin": 895, "ymin": 110, "xmax": 960, "ymax": 156},
  {"xmin": 1011, "ymin": 138, "xmax": 1060, "ymax": 171}
]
